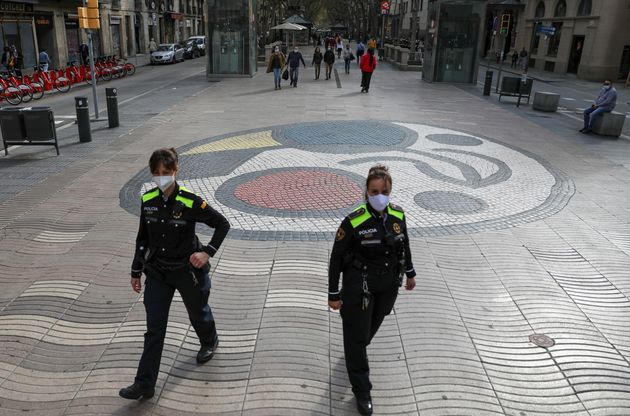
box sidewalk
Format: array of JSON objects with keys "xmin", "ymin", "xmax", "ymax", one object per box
[{"xmin": 1, "ymin": 59, "xmax": 630, "ymax": 416}]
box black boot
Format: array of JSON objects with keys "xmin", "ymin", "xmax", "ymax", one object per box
[
  {"xmin": 197, "ymin": 335, "xmax": 219, "ymax": 364},
  {"xmin": 119, "ymin": 383, "xmax": 155, "ymax": 400},
  {"xmin": 356, "ymin": 395, "xmax": 373, "ymax": 415}
]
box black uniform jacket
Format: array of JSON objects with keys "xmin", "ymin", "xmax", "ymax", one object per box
[
  {"xmin": 328, "ymin": 202, "xmax": 416, "ymax": 301},
  {"xmin": 131, "ymin": 183, "xmax": 230, "ymax": 278}
]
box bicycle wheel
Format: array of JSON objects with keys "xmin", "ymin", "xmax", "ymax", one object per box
[
  {"xmin": 101, "ymin": 69, "xmax": 112, "ymax": 81},
  {"xmin": 55, "ymin": 77, "xmax": 71, "ymax": 93},
  {"xmin": 29, "ymin": 82, "xmax": 45, "ymax": 100},
  {"xmin": 124, "ymin": 63, "xmax": 136, "ymax": 75},
  {"xmin": 18, "ymin": 84, "xmax": 33, "ymax": 103},
  {"xmin": 5, "ymin": 86, "xmax": 22, "ymax": 105},
  {"xmin": 86, "ymin": 72, "xmax": 99, "ymax": 85}
]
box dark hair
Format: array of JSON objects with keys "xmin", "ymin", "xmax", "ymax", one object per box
[
  {"xmin": 604, "ymin": 79, "xmax": 612, "ymax": 84},
  {"xmin": 367, "ymin": 48, "xmax": 375, "ymax": 67},
  {"xmin": 149, "ymin": 147, "xmax": 178, "ymax": 173},
  {"xmin": 365, "ymin": 164, "xmax": 392, "ymax": 199}
]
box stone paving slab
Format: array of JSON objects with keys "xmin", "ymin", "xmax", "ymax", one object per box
[{"xmin": 0, "ymin": 58, "xmax": 630, "ymax": 416}]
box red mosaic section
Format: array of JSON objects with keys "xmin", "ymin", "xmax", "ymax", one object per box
[{"xmin": 234, "ymin": 170, "xmax": 363, "ymax": 210}]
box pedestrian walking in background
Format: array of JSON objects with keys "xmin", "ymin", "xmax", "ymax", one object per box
[
  {"xmin": 360, "ymin": 49, "xmax": 377, "ymax": 93},
  {"xmin": 328, "ymin": 164, "xmax": 416, "ymax": 416},
  {"xmin": 581, "ymin": 79, "xmax": 618, "ymax": 134},
  {"xmin": 324, "ymin": 47, "xmax": 335, "ymax": 80},
  {"xmin": 343, "ymin": 45, "xmax": 354, "ymax": 74},
  {"xmin": 1, "ymin": 47, "xmax": 10, "ymax": 71},
  {"xmin": 7, "ymin": 45, "xmax": 18, "ymax": 74},
  {"xmin": 356, "ymin": 40, "xmax": 365, "ymax": 66},
  {"xmin": 79, "ymin": 43, "xmax": 89, "ymax": 66},
  {"xmin": 519, "ymin": 47, "xmax": 528, "ymax": 70},
  {"xmin": 337, "ymin": 35, "xmax": 344, "ymax": 59},
  {"xmin": 368, "ymin": 38, "xmax": 377, "ymax": 51},
  {"xmin": 267, "ymin": 46, "xmax": 286, "ymax": 90},
  {"xmin": 287, "ymin": 46, "xmax": 306, "ymax": 88},
  {"xmin": 149, "ymin": 38, "xmax": 158, "ymax": 53},
  {"xmin": 312, "ymin": 46, "xmax": 323, "ymax": 80},
  {"xmin": 39, "ymin": 49, "xmax": 50, "ymax": 72},
  {"xmin": 511, "ymin": 50, "xmax": 518, "ymax": 68},
  {"xmin": 119, "ymin": 148, "xmax": 230, "ymax": 401}
]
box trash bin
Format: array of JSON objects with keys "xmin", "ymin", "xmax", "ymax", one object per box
[
  {"xmin": 0, "ymin": 107, "xmax": 26, "ymax": 156},
  {"xmin": 0, "ymin": 107, "xmax": 26, "ymax": 142},
  {"xmin": 23, "ymin": 107, "xmax": 56, "ymax": 142}
]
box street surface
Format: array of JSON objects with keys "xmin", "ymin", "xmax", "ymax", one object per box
[{"xmin": 1, "ymin": 50, "xmax": 630, "ymax": 415}]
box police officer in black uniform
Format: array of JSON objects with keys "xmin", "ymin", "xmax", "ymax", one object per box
[
  {"xmin": 120, "ymin": 148, "xmax": 230, "ymax": 400},
  {"xmin": 328, "ymin": 165, "xmax": 416, "ymax": 415}
]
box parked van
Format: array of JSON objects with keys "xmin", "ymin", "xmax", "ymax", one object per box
[{"xmin": 186, "ymin": 36, "xmax": 206, "ymax": 56}]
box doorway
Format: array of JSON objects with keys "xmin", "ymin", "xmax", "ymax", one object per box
[{"xmin": 567, "ymin": 35, "xmax": 584, "ymax": 74}]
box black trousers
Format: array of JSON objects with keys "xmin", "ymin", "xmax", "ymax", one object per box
[
  {"xmin": 135, "ymin": 264, "xmax": 216, "ymax": 388},
  {"xmin": 325, "ymin": 63, "xmax": 333, "ymax": 79},
  {"xmin": 361, "ymin": 71, "xmax": 373, "ymax": 91},
  {"xmin": 314, "ymin": 63, "xmax": 321, "ymax": 79},
  {"xmin": 340, "ymin": 268, "xmax": 399, "ymax": 398}
]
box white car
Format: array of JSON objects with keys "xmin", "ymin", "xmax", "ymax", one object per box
[
  {"xmin": 151, "ymin": 44, "xmax": 185, "ymax": 64},
  {"xmin": 186, "ymin": 36, "xmax": 206, "ymax": 56}
]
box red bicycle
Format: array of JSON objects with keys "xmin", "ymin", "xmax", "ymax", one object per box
[{"xmin": 0, "ymin": 77, "xmax": 22, "ymax": 105}]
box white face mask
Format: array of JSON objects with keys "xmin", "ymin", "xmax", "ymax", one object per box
[
  {"xmin": 368, "ymin": 194, "xmax": 390, "ymax": 212},
  {"xmin": 603, "ymin": 84, "xmax": 611, "ymax": 90},
  {"xmin": 153, "ymin": 175, "xmax": 175, "ymax": 192}
]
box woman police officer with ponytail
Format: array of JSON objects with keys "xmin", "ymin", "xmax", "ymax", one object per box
[
  {"xmin": 120, "ymin": 148, "xmax": 230, "ymax": 400},
  {"xmin": 328, "ymin": 165, "xmax": 416, "ymax": 415}
]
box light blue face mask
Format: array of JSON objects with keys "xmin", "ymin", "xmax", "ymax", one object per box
[{"xmin": 368, "ymin": 194, "xmax": 390, "ymax": 212}]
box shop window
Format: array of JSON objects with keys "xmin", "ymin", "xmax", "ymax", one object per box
[
  {"xmin": 544, "ymin": 61, "xmax": 555, "ymax": 72},
  {"xmin": 554, "ymin": 0, "xmax": 566, "ymax": 17},
  {"xmin": 546, "ymin": 22, "xmax": 562, "ymax": 56},
  {"xmin": 577, "ymin": 0, "xmax": 591, "ymax": 16},
  {"xmin": 535, "ymin": 1, "xmax": 545, "ymax": 18}
]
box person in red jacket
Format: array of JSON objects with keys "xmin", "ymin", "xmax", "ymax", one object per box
[{"xmin": 360, "ymin": 48, "xmax": 377, "ymax": 93}]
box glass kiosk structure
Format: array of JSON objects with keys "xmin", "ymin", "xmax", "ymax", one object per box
[
  {"xmin": 423, "ymin": 0, "xmax": 486, "ymax": 83},
  {"xmin": 206, "ymin": 0, "xmax": 257, "ymax": 78}
]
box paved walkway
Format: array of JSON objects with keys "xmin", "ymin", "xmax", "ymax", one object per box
[{"xmin": 1, "ymin": 57, "xmax": 630, "ymax": 416}]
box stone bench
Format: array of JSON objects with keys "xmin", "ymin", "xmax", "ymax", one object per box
[
  {"xmin": 592, "ymin": 111, "xmax": 626, "ymax": 138},
  {"xmin": 533, "ymin": 91, "xmax": 560, "ymax": 112}
]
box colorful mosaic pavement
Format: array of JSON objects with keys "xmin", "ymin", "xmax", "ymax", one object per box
[{"xmin": 121, "ymin": 121, "xmax": 574, "ymax": 240}]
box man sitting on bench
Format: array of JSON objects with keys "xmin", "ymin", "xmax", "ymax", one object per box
[{"xmin": 581, "ymin": 79, "xmax": 617, "ymax": 134}]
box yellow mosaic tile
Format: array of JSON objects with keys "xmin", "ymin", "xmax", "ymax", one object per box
[{"xmin": 182, "ymin": 131, "xmax": 279, "ymax": 155}]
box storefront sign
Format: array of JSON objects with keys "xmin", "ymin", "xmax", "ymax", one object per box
[
  {"xmin": 110, "ymin": 15, "xmax": 121, "ymax": 24},
  {"xmin": 0, "ymin": 1, "xmax": 34, "ymax": 13},
  {"xmin": 35, "ymin": 15, "xmax": 52, "ymax": 26}
]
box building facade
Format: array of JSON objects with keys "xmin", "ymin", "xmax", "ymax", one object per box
[
  {"xmin": 389, "ymin": 0, "xmax": 429, "ymax": 42},
  {"xmin": 0, "ymin": 0, "xmax": 205, "ymax": 73},
  {"xmin": 522, "ymin": 0, "xmax": 630, "ymax": 81}
]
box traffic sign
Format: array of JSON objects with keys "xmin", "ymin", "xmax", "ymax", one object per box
[
  {"xmin": 536, "ymin": 25, "xmax": 556, "ymax": 35},
  {"xmin": 381, "ymin": 1, "xmax": 390, "ymax": 14}
]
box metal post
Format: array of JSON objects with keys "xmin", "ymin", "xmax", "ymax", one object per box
[
  {"xmin": 75, "ymin": 96, "xmax": 92, "ymax": 142},
  {"xmin": 106, "ymin": 87, "xmax": 119, "ymax": 128},
  {"xmin": 83, "ymin": 0, "xmax": 99, "ymax": 120},
  {"xmin": 381, "ymin": 13, "xmax": 386, "ymax": 59},
  {"xmin": 517, "ymin": 73, "xmax": 527, "ymax": 108},
  {"xmin": 495, "ymin": 34, "xmax": 506, "ymax": 93},
  {"xmin": 483, "ymin": 71, "xmax": 493, "ymax": 96}
]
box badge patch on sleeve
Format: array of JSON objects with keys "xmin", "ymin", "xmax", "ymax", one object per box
[
  {"xmin": 393, "ymin": 223, "xmax": 401, "ymax": 234},
  {"xmin": 201, "ymin": 201, "xmax": 207, "ymax": 209},
  {"xmin": 336, "ymin": 228, "xmax": 346, "ymax": 241}
]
